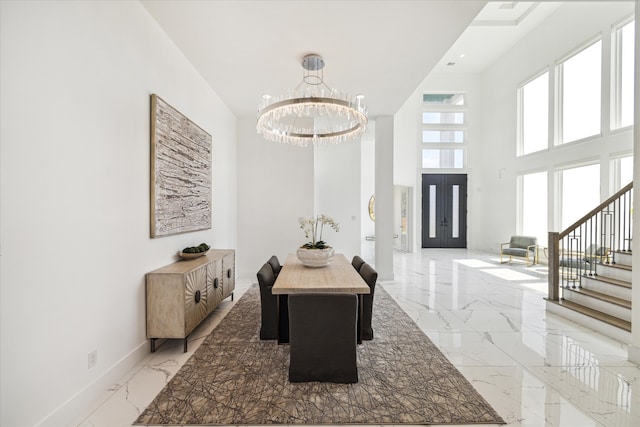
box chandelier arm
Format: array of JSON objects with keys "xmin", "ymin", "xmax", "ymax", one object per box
[{"xmin": 259, "ymin": 97, "xmax": 362, "ymax": 113}]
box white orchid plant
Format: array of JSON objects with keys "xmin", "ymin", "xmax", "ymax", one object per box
[{"xmin": 298, "ymin": 214, "xmax": 340, "ymax": 249}]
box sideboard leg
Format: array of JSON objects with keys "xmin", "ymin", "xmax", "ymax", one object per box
[
  {"xmin": 231, "ymin": 292, "xmax": 234, "ymax": 301},
  {"xmin": 150, "ymin": 338, "xmax": 156, "ymax": 353},
  {"xmin": 183, "ymin": 338, "xmax": 188, "ymax": 353}
]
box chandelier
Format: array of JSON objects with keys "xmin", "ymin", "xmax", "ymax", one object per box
[{"xmin": 256, "ymin": 54, "xmax": 368, "ymax": 146}]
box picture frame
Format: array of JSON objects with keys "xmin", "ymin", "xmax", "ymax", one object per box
[{"xmin": 150, "ymin": 94, "xmax": 212, "ymax": 238}]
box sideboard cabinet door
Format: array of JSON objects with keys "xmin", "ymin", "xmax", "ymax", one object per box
[
  {"xmin": 184, "ymin": 266, "xmax": 209, "ymax": 336},
  {"xmin": 206, "ymin": 257, "xmax": 223, "ymax": 311},
  {"xmin": 222, "ymin": 251, "xmax": 235, "ymax": 300}
]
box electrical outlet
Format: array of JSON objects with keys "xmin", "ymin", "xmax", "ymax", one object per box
[{"xmin": 88, "ymin": 350, "xmax": 97, "ymax": 369}]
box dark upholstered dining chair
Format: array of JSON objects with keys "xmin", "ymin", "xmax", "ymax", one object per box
[
  {"xmin": 267, "ymin": 255, "xmax": 282, "ymax": 277},
  {"xmin": 256, "ymin": 263, "xmax": 278, "ymax": 340},
  {"xmin": 351, "ymin": 255, "xmax": 366, "ymax": 272},
  {"xmin": 288, "ymin": 293, "xmax": 358, "ymax": 383},
  {"xmin": 358, "ymin": 263, "xmax": 378, "ymax": 340}
]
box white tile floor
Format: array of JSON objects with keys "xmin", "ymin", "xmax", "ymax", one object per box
[{"xmin": 75, "ymin": 249, "xmax": 640, "ymax": 427}]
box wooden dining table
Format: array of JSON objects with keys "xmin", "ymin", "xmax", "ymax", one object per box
[{"xmin": 272, "ymin": 253, "xmax": 370, "ymax": 344}]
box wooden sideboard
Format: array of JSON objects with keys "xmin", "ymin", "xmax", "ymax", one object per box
[{"xmin": 146, "ymin": 249, "xmax": 235, "ymax": 352}]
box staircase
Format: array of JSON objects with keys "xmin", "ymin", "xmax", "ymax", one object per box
[{"xmin": 547, "ymin": 182, "xmax": 633, "ymax": 344}]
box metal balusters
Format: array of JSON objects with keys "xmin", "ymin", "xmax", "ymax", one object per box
[{"xmin": 550, "ymin": 182, "xmax": 633, "ymax": 302}]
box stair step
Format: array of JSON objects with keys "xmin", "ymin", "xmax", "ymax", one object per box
[
  {"xmin": 603, "ymin": 262, "xmax": 632, "ymax": 271},
  {"xmin": 591, "ymin": 263, "xmax": 632, "ymax": 283},
  {"xmin": 587, "ymin": 274, "xmax": 631, "ymax": 289},
  {"xmin": 551, "ymin": 299, "xmax": 631, "ymax": 332},
  {"xmin": 580, "ymin": 275, "xmax": 632, "ymax": 301},
  {"xmin": 612, "ymin": 250, "xmax": 632, "ymax": 267},
  {"xmin": 564, "ymin": 287, "xmax": 631, "ymax": 309}
]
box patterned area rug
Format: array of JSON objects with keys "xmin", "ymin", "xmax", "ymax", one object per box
[{"xmin": 135, "ymin": 285, "xmax": 504, "ymax": 425}]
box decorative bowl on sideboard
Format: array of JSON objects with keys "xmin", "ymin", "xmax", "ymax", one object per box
[{"xmin": 179, "ymin": 250, "xmax": 209, "ymax": 259}]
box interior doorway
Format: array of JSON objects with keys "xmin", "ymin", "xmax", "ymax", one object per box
[
  {"xmin": 421, "ymin": 174, "xmax": 467, "ymax": 248},
  {"xmin": 393, "ymin": 186, "xmax": 412, "ymax": 252}
]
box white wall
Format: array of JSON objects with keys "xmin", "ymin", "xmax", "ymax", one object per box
[
  {"xmin": 236, "ymin": 119, "xmax": 371, "ymax": 275},
  {"xmin": 394, "ymin": 94, "xmax": 420, "ymax": 252},
  {"xmin": 375, "ymin": 117, "xmax": 395, "ymax": 280},
  {"xmin": 628, "ymin": 0, "xmax": 640, "ymax": 366},
  {"xmin": 360, "ymin": 125, "xmax": 376, "ymax": 260},
  {"xmin": 476, "ymin": 1, "xmax": 634, "ymax": 252},
  {"xmin": 236, "ymin": 118, "xmax": 314, "ymax": 277},
  {"xmin": 396, "ymin": 2, "xmax": 635, "ymax": 254},
  {"xmin": 395, "ymin": 74, "xmax": 481, "ymax": 251},
  {"xmin": 315, "ymin": 142, "xmax": 361, "ymax": 260},
  {"xmin": 394, "ymin": 99, "xmax": 418, "ymax": 188},
  {"xmin": 0, "ymin": 2, "xmax": 236, "ymax": 426}
]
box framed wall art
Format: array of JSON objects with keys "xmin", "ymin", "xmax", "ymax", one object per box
[{"xmin": 150, "ymin": 94, "xmax": 212, "ymax": 238}]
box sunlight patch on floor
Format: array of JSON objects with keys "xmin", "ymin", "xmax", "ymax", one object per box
[
  {"xmin": 454, "ymin": 259, "xmax": 496, "ymax": 268},
  {"xmin": 480, "ymin": 268, "xmax": 538, "ymax": 281},
  {"xmin": 522, "ymin": 282, "xmax": 548, "ymax": 293}
]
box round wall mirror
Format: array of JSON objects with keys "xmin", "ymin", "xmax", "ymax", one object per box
[{"xmin": 368, "ymin": 194, "xmax": 375, "ymax": 221}]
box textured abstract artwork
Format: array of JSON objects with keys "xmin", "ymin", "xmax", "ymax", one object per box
[
  {"xmin": 135, "ymin": 285, "xmax": 504, "ymax": 425},
  {"xmin": 150, "ymin": 94, "xmax": 212, "ymax": 238}
]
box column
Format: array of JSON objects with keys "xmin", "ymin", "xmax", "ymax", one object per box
[
  {"xmin": 375, "ymin": 116, "xmax": 394, "ymax": 280},
  {"xmin": 629, "ymin": 0, "xmax": 640, "ymax": 365}
]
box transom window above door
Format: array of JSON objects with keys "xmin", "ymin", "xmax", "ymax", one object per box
[{"xmin": 421, "ymin": 93, "xmax": 467, "ymax": 170}]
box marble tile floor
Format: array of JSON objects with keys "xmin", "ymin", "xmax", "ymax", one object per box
[{"xmin": 75, "ymin": 249, "xmax": 640, "ymax": 427}]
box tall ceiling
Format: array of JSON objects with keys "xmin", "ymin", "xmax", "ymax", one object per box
[{"xmin": 141, "ymin": 1, "xmax": 563, "ymax": 118}]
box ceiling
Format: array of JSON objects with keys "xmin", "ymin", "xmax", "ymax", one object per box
[
  {"xmin": 141, "ymin": 1, "xmax": 562, "ymax": 118},
  {"xmin": 432, "ymin": 1, "xmax": 562, "ymax": 73}
]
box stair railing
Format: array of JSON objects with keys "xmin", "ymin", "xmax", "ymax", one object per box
[{"xmin": 548, "ymin": 182, "xmax": 633, "ymax": 302}]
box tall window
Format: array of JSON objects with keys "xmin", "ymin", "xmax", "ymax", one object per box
[
  {"xmin": 519, "ymin": 71, "xmax": 549, "ymax": 156},
  {"xmin": 560, "ymin": 164, "xmax": 600, "ymax": 229},
  {"xmin": 421, "ymin": 93, "xmax": 466, "ymax": 169},
  {"xmin": 619, "ymin": 156, "xmax": 633, "ymax": 187},
  {"xmin": 559, "ymin": 40, "xmax": 602, "ymax": 144},
  {"xmin": 520, "ymin": 171, "xmax": 548, "ymax": 244},
  {"xmin": 612, "ymin": 19, "xmax": 635, "ymax": 129},
  {"xmin": 610, "ymin": 155, "xmax": 633, "ymax": 192}
]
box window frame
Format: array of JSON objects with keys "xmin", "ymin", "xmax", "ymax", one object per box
[
  {"xmin": 555, "ymin": 160, "xmax": 602, "ymax": 230},
  {"xmin": 517, "ymin": 69, "xmax": 550, "ymax": 156},
  {"xmin": 609, "ymin": 152, "xmax": 633, "ymax": 194},
  {"xmin": 421, "ymin": 92, "xmax": 468, "ymax": 171},
  {"xmin": 555, "ymin": 36, "xmax": 603, "ymax": 146},
  {"xmin": 610, "ymin": 16, "xmax": 635, "ymax": 131},
  {"xmin": 517, "ymin": 169, "xmax": 549, "ymax": 245}
]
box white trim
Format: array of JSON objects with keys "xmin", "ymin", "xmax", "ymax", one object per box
[
  {"xmin": 629, "ymin": 345, "xmax": 640, "ymax": 364},
  {"xmin": 36, "ymin": 342, "xmax": 149, "ymax": 427}
]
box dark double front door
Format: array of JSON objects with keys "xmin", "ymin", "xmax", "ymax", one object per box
[{"xmin": 422, "ymin": 174, "xmax": 467, "ymax": 248}]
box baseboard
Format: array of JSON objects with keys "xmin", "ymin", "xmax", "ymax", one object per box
[
  {"xmin": 36, "ymin": 341, "xmax": 149, "ymax": 427},
  {"xmin": 628, "ymin": 344, "xmax": 640, "ymax": 364}
]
